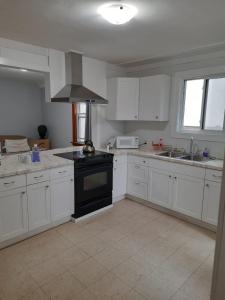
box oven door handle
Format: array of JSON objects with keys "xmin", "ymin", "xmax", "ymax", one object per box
[{"xmin": 74, "ymin": 163, "xmax": 112, "ymax": 177}]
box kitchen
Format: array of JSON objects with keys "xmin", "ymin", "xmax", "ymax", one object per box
[{"xmin": 0, "ymin": 1, "xmax": 225, "ymax": 299}]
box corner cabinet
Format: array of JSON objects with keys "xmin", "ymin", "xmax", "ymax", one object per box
[
  {"xmin": 139, "ymin": 75, "xmax": 171, "ymax": 121},
  {"xmin": 106, "ymin": 75, "xmax": 171, "ymax": 121},
  {"xmin": 107, "ymin": 77, "xmax": 140, "ymax": 120}
]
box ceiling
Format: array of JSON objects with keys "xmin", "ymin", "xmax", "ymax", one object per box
[{"xmin": 0, "ymin": 0, "xmax": 225, "ymax": 64}]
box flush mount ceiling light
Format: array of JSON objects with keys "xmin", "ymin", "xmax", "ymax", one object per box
[{"xmin": 98, "ymin": 2, "xmax": 137, "ymax": 25}]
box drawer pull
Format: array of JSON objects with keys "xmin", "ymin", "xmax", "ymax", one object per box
[
  {"xmin": 205, "ymin": 183, "xmax": 210, "ymax": 188},
  {"xmin": 212, "ymin": 174, "xmax": 222, "ymax": 178},
  {"xmin": 70, "ymin": 179, "xmax": 74, "ymax": 182},
  {"xmin": 34, "ymin": 175, "xmax": 44, "ymax": 179},
  {"xmin": 21, "ymin": 191, "xmax": 26, "ymax": 195},
  {"xmin": 169, "ymin": 175, "xmax": 172, "ymax": 178},
  {"xmin": 4, "ymin": 181, "xmax": 15, "ymax": 185},
  {"xmin": 135, "ymin": 182, "xmax": 141, "ymax": 185},
  {"xmin": 174, "ymin": 176, "xmax": 177, "ymax": 180},
  {"xmin": 143, "ymin": 160, "xmax": 146, "ymax": 163},
  {"xmin": 58, "ymin": 170, "xmax": 67, "ymax": 174},
  {"xmin": 135, "ymin": 165, "xmax": 140, "ymax": 169}
]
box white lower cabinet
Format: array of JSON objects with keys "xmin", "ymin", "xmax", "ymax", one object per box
[
  {"xmin": 0, "ymin": 187, "xmax": 28, "ymax": 242},
  {"xmin": 172, "ymin": 174, "xmax": 204, "ymax": 219},
  {"xmin": 27, "ymin": 182, "xmax": 51, "ymax": 231},
  {"xmin": 202, "ymin": 180, "xmax": 221, "ymax": 226},
  {"xmin": 113, "ymin": 155, "xmax": 127, "ymax": 202},
  {"xmin": 51, "ymin": 177, "xmax": 74, "ymax": 221},
  {"xmin": 127, "ymin": 177, "xmax": 148, "ymax": 200},
  {"xmin": 148, "ymin": 168, "xmax": 173, "ymax": 208}
]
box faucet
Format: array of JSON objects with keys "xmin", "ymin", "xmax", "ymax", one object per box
[{"xmin": 189, "ymin": 136, "xmax": 194, "ymax": 160}]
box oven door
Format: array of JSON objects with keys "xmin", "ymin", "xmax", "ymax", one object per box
[{"xmin": 75, "ymin": 163, "xmax": 113, "ymax": 203}]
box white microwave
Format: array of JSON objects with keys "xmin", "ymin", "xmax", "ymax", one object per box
[{"xmin": 116, "ymin": 136, "xmax": 139, "ymax": 149}]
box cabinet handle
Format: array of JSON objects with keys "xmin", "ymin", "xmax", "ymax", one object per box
[
  {"xmin": 70, "ymin": 179, "xmax": 74, "ymax": 182},
  {"xmin": 21, "ymin": 191, "xmax": 26, "ymax": 195},
  {"xmin": 58, "ymin": 170, "xmax": 67, "ymax": 174},
  {"xmin": 212, "ymin": 174, "xmax": 222, "ymax": 178},
  {"xmin": 174, "ymin": 176, "xmax": 177, "ymax": 180},
  {"xmin": 143, "ymin": 160, "xmax": 146, "ymax": 163},
  {"xmin": 135, "ymin": 165, "xmax": 140, "ymax": 169},
  {"xmin": 134, "ymin": 115, "xmax": 138, "ymax": 119},
  {"xmin": 169, "ymin": 175, "xmax": 172, "ymax": 178},
  {"xmin": 155, "ymin": 116, "xmax": 159, "ymax": 119},
  {"xmin": 45, "ymin": 185, "xmax": 49, "ymax": 188},
  {"xmin": 4, "ymin": 181, "xmax": 15, "ymax": 185},
  {"xmin": 135, "ymin": 182, "xmax": 140, "ymax": 185},
  {"xmin": 114, "ymin": 159, "xmax": 117, "ymax": 162},
  {"xmin": 205, "ymin": 183, "xmax": 210, "ymax": 188},
  {"xmin": 34, "ymin": 175, "xmax": 44, "ymax": 179}
]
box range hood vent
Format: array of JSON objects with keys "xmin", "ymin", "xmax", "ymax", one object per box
[{"xmin": 51, "ymin": 52, "xmax": 108, "ymax": 104}]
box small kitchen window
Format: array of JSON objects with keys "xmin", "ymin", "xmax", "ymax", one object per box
[
  {"xmin": 72, "ymin": 103, "xmax": 87, "ymax": 145},
  {"xmin": 181, "ymin": 76, "xmax": 225, "ymax": 132}
]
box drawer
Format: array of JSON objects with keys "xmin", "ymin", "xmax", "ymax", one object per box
[
  {"xmin": 51, "ymin": 166, "xmax": 74, "ymax": 180},
  {"xmin": 0, "ymin": 174, "xmax": 26, "ymax": 192},
  {"xmin": 127, "ymin": 163, "xmax": 149, "ymax": 181},
  {"xmin": 127, "ymin": 177, "xmax": 148, "ymax": 200},
  {"xmin": 128, "ymin": 155, "xmax": 149, "ymax": 166},
  {"xmin": 27, "ymin": 170, "xmax": 50, "ymax": 185},
  {"xmin": 205, "ymin": 169, "xmax": 223, "ymax": 182},
  {"xmin": 114, "ymin": 154, "xmax": 127, "ymax": 166}
]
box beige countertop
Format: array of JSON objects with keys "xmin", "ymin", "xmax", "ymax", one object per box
[
  {"xmin": 103, "ymin": 147, "xmax": 224, "ymax": 171},
  {"xmin": 0, "ymin": 146, "xmax": 223, "ymax": 179}
]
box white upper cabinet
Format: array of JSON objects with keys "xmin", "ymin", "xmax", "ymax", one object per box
[
  {"xmin": 107, "ymin": 75, "xmax": 171, "ymax": 121},
  {"xmin": 48, "ymin": 49, "xmax": 66, "ymax": 98},
  {"xmin": 139, "ymin": 75, "xmax": 171, "ymax": 121},
  {"xmin": 107, "ymin": 77, "xmax": 139, "ymax": 120},
  {"xmin": 0, "ymin": 37, "xmax": 49, "ymax": 72}
]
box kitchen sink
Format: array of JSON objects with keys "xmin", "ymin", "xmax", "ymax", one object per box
[
  {"xmin": 179, "ymin": 155, "xmax": 213, "ymax": 162},
  {"xmin": 157, "ymin": 151, "xmax": 185, "ymax": 158}
]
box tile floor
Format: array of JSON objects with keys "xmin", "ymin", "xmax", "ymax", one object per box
[{"xmin": 0, "ymin": 199, "xmax": 216, "ymax": 300}]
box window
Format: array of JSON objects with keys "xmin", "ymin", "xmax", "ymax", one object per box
[
  {"xmin": 182, "ymin": 76, "xmax": 225, "ymax": 132},
  {"xmin": 72, "ymin": 103, "xmax": 87, "ymax": 145}
]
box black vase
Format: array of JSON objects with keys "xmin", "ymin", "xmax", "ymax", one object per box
[{"xmin": 38, "ymin": 125, "xmax": 47, "ymax": 139}]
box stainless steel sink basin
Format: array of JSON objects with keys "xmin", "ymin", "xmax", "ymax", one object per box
[
  {"xmin": 179, "ymin": 155, "xmax": 212, "ymax": 162},
  {"xmin": 157, "ymin": 151, "xmax": 184, "ymax": 158}
]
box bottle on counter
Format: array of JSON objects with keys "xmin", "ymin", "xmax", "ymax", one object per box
[
  {"xmin": 31, "ymin": 144, "xmax": 40, "ymax": 163},
  {"xmin": 203, "ymin": 147, "xmax": 209, "ymax": 159}
]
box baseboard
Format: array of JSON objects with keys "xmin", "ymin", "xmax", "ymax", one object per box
[
  {"xmin": 0, "ymin": 215, "xmax": 72, "ymax": 250},
  {"xmin": 126, "ymin": 194, "xmax": 217, "ymax": 233},
  {"xmin": 113, "ymin": 195, "xmax": 125, "ymax": 203}
]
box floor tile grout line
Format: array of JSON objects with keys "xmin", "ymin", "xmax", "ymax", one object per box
[{"xmin": 168, "ymin": 253, "xmax": 212, "ymax": 300}]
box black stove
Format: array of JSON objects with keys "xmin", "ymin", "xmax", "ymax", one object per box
[{"xmin": 54, "ymin": 150, "xmax": 114, "ymax": 219}]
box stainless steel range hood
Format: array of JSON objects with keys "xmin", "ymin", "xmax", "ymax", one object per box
[{"xmin": 51, "ymin": 52, "xmax": 108, "ymax": 104}]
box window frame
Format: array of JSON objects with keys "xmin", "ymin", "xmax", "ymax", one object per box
[
  {"xmin": 72, "ymin": 103, "xmax": 86, "ymax": 146},
  {"xmin": 181, "ymin": 75, "xmax": 225, "ymax": 133}
]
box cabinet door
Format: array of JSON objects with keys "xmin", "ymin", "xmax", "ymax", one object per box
[
  {"xmin": 107, "ymin": 78, "xmax": 139, "ymax": 120},
  {"xmin": 139, "ymin": 75, "xmax": 170, "ymax": 121},
  {"xmin": 173, "ymin": 174, "xmax": 204, "ymax": 220},
  {"xmin": 202, "ymin": 181, "xmax": 221, "ymax": 226},
  {"xmin": 27, "ymin": 182, "xmax": 51, "ymax": 231},
  {"xmin": 113, "ymin": 163, "xmax": 127, "ymax": 200},
  {"xmin": 148, "ymin": 168, "xmax": 173, "ymax": 208},
  {"xmin": 51, "ymin": 177, "xmax": 74, "ymax": 222},
  {"xmin": 0, "ymin": 188, "xmax": 28, "ymax": 242}
]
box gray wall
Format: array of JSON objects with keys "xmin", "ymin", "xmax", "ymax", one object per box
[{"xmin": 0, "ymin": 77, "xmax": 43, "ymax": 138}]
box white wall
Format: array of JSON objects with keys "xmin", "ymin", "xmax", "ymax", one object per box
[
  {"xmin": 0, "ymin": 77, "xmax": 43, "ymax": 138},
  {"xmin": 124, "ymin": 51, "xmax": 225, "ymax": 158}
]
